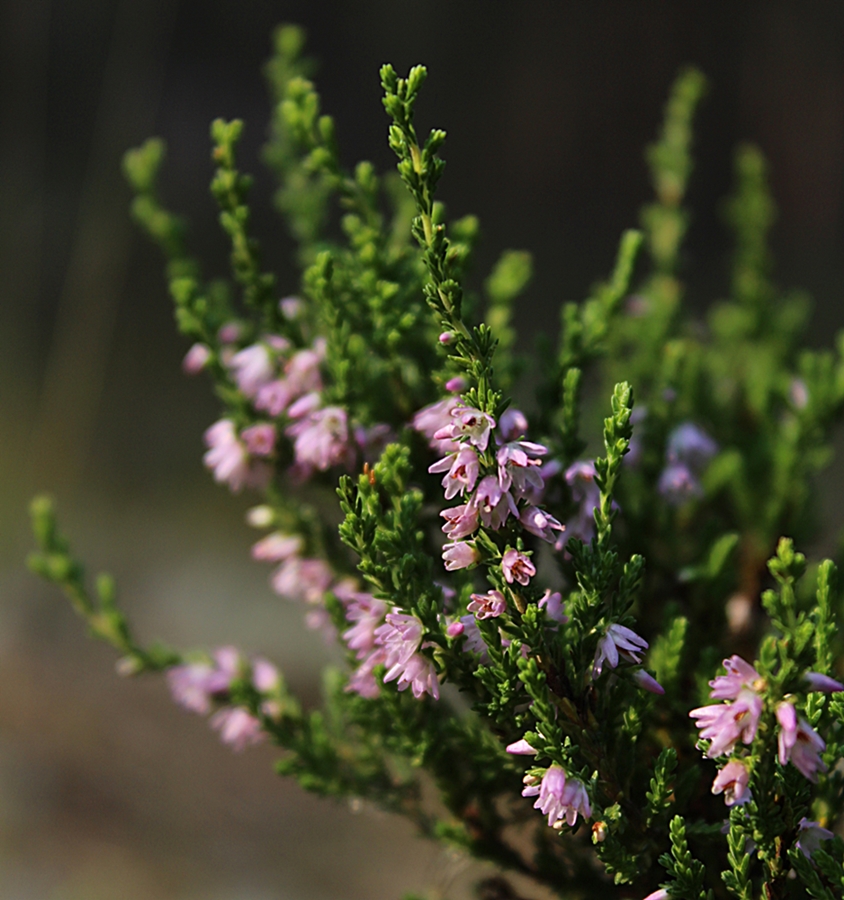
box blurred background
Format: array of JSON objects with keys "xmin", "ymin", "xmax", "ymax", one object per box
[{"xmin": 1, "ymin": 1, "xmax": 843, "ymax": 897}]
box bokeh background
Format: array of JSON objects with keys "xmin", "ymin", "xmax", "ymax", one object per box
[{"xmin": 1, "ymin": 2, "xmax": 843, "ymax": 898}]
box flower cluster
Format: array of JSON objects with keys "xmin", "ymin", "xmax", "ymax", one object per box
[
  {"xmin": 522, "ymin": 765, "xmax": 592, "ymax": 830},
  {"xmin": 690, "ymin": 656, "xmax": 842, "ymax": 802},
  {"xmin": 166, "ymin": 646, "xmax": 281, "ymax": 751}
]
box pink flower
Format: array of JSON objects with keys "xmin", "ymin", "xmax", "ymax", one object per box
[
  {"xmin": 286, "ymin": 391, "xmax": 322, "ymax": 420},
  {"xmin": 519, "ymin": 506, "xmax": 565, "ymax": 543},
  {"xmin": 440, "ymin": 503, "xmax": 480, "ymax": 540},
  {"xmin": 709, "ymin": 656, "xmax": 763, "ymax": 699},
  {"xmin": 497, "ymin": 441, "xmax": 547, "ymax": 500},
  {"xmin": 472, "ymin": 476, "xmax": 518, "ymax": 530},
  {"xmin": 667, "ymin": 422, "xmax": 718, "ymax": 469},
  {"xmin": 412, "ymin": 396, "xmax": 461, "ymax": 454},
  {"xmin": 251, "ymin": 532, "xmax": 303, "ymax": 562},
  {"xmin": 429, "ymin": 446, "xmax": 480, "ymax": 500},
  {"xmin": 286, "ymin": 406, "xmax": 351, "ymax": 473},
  {"xmin": 375, "ymin": 611, "xmax": 439, "ymax": 700},
  {"xmin": 279, "ymin": 296, "xmax": 303, "ymax": 320},
  {"xmin": 467, "ymin": 590, "xmax": 507, "ymax": 620},
  {"xmin": 209, "ymin": 706, "xmax": 265, "ymax": 751},
  {"xmin": 690, "ymin": 689, "xmax": 763, "ymax": 758},
  {"xmin": 538, "ymin": 590, "xmax": 567, "ymax": 624},
  {"xmin": 776, "ymin": 702, "xmax": 827, "ymax": 782},
  {"xmin": 270, "ymin": 556, "xmax": 333, "ymax": 603},
  {"xmin": 522, "ymin": 766, "xmax": 591, "ymax": 828},
  {"xmin": 445, "ymin": 376, "xmax": 466, "ymax": 393},
  {"xmin": 342, "ymin": 593, "xmax": 388, "ymax": 660},
  {"xmin": 505, "ymin": 739, "xmax": 537, "ymax": 755},
  {"xmin": 218, "ymin": 321, "xmax": 243, "ymax": 344},
  {"xmin": 442, "ymin": 541, "xmax": 479, "ymax": 571},
  {"xmin": 183, "ymin": 343, "xmax": 211, "ymax": 374},
  {"xmin": 498, "ymin": 408, "xmax": 528, "ymax": 441},
  {"xmin": 241, "ymin": 423, "xmax": 276, "ymax": 457},
  {"xmin": 345, "ymin": 651, "xmax": 384, "ymax": 699},
  {"xmin": 446, "ymin": 620, "xmax": 465, "ymax": 638},
  {"xmin": 593, "ymin": 624, "xmax": 648, "ymax": 678},
  {"xmin": 642, "ymin": 891, "xmax": 669, "ymax": 900},
  {"xmin": 711, "ymin": 759, "xmax": 751, "ymax": 806},
  {"xmin": 456, "ymin": 614, "xmax": 488, "ymax": 660},
  {"xmin": 658, "ymin": 462, "xmax": 703, "ymax": 505},
  {"xmin": 203, "ymin": 419, "xmax": 272, "ymax": 493},
  {"xmin": 167, "ymin": 662, "xmax": 231, "ymax": 715},
  {"xmin": 229, "ymin": 343, "xmax": 278, "ymax": 398},
  {"xmin": 502, "ymin": 548, "xmax": 536, "ymax": 585},
  {"xmin": 433, "ymin": 406, "xmax": 496, "ymax": 452}
]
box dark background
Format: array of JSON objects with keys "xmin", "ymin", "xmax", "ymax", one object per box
[{"xmin": 1, "ymin": 2, "xmax": 842, "ymax": 898}]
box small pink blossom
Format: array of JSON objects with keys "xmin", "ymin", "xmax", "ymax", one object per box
[
  {"xmin": 497, "ymin": 441, "xmax": 547, "ymax": 500},
  {"xmin": 711, "ymin": 759, "xmax": 751, "ymax": 806},
  {"xmin": 506, "ymin": 739, "xmax": 537, "ymax": 755},
  {"xmin": 442, "ymin": 541, "xmax": 479, "ymax": 571},
  {"xmin": 593, "ymin": 624, "xmax": 648, "ymax": 678},
  {"xmin": 183, "ymin": 342, "xmax": 211, "ymax": 374},
  {"xmin": 519, "ymin": 506, "xmax": 565, "ymax": 543},
  {"xmin": 229, "ymin": 343, "xmax": 278, "ymax": 398},
  {"xmin": 218, "ymin": 321, "xmax": 243, "ymax": 344},
  {"xmin": 498, "ymin": 408, "xmax": 528, "ymax": 441},
  {"xmin": 434, "ymin": 406, "xmax": 496, "ymax": 452},
  {"xmin": 632, "ymin": 670, "xmax": 665, "ymax": 695},
  {"xmin": 440, "ymin": 503, "xmax": 480, "ymax": 540},
  {"xmin": 429, "ymin": 446, "xmax": 480, "ymax": 500},
  {"xmin": 467, "ymin": 590, "xmax": 507, "ymax": 620},
  {"xmin": 241, "ymin": 423, "xmax": 276, "ymax": 457},
  {"xmin": 286, "ymin": 406, "xmax": 351, "ymax": 473},
  {"xmin": 776, "ymin": 702, "xmax": 827, "ymax": 781},
  {"xmin": 167, "ymin": 662, "xmax": 231, "ymax": 715},
  {"xmin": 286, "ymin": 391, "xmax": 322, "ymax": 419},
  {"xmin": 538, "ymin": 590, "xmax": 567, "ymax": 624},
  {"xmin": 456, "ymin": 614, "xmax": 488, "ymax": 660},
  {"xmin": 209, "ymin": 706, "xmax": 264, "ymax": 751},
  {"xmin": 345, "ymin": 651, "xmax": 384, "ymax": 699},
  {"xmin": 270, "ymin": 556, "xmax": 333, "ymax": 603},
  {"xmin": 804, "ymin": 672, "xmax": 844, "ymax": 693},
  {"xmin": 502, "ymin": 548, "xmax": 535, "ymax": 585},
  {"xmin": 472, "ymin": 475, "xmax": 518, "ymax": 530},
  {"xmin": 709, "ymin": 656, "xmax": 763, "ymax": 699},
  {"xmin": 522, "ymin": 765, "xmax": 591, "ymax": 828},
  {"xmin": 251, "ymin": 532, "xmax": 303, "ymax": 562},
  {"xmin": 203, "ymin": 419, "xmax": 272, "ymax": 493},
  {"xmin": 642, "ymin": 891, "xmax": 669, "ymax": 900},
  {"xmin": 690, "ymin": 689, "xmax": 763, "ymax": 757},
  {"xmin": 279, "ymin": 296, "xmax": 303, "ymax": 320},
  {"xmin": 445, "ymin": 376, "xmax": 466, "ymax": 393},
  {"xmin": 375, "ymin": 611, "xmax": 439, "ymax": 700},
  {"xmin": 412, "ymin": 396, "xmax": 461, "ymax": 453},
  {"xmin": 342, "ymin": 593, "xmax": 388, "ymax": 660},
  {"xmin": 446, "ymin": 620, "xmax": 465, "ymax": 638}
]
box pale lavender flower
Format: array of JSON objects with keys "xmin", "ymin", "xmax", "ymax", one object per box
[
  {"xmin": 520, "ymin": 506, "xmax": 565, "ymax": 543},
  {"xmin": 342, "ymin": 593, "xmax": 388, "ymax": 660},
  {"xmin": 562, "ymin": 461, "xmax": 601, "ymax": 545},
  {"xmin": 254, "ymin": 380, "xmax": 296, "ymax": 417},
  {"xmin": 209, "ymin": 706, "xmax": 264, "ymax": 751},
  {"xmin": 252, "ymin": 657, "xmax": 280, "ymax": 694},
  {"xmin": 593, "ymin": 624, "xmax": 649, "ymax": 678},
  {"xmin": 667, "ymin": 422, "xmax": 718, "ymax": 469},
  {"xmin": 434, "ymin": 406, "xmax": 496, "ymax": 452},
  {"xmin": 497, "ymin": 441, "xmax": 547, "ymax": 500},
  {"xmin": 796, "ymin": 818, "xmax": 834, "ymax": 857},
  {"xmin": 501, "ymin": 548, "xmax": 536, "ymax": 585},
  {"xmin": 711, "ymin": 759, "xmax": 751, "ymax": 806},
  {"xmin": 522, "ymin": 765, "xmax": 591, "ymax": 828},
  {"xmin": 345, "ymin": 651, "xmax": 384, "ymax": 699},
  {"xmin": 776, "ymin": 702, "xmax": 827, "ymax": 781},
  {"xmin": 271, "ymin": 556, "xmax": 333, "ymax": 603},
  {"xmin": 505, "ymin": 739, "xmax": 537, "ymax": 755},
  {"xmin": 446, "ymin": 620, "xmax": 465, "ymax": 638},
  {"xmin": 632, "ymin": 670, "xmax": 665, "ymax": 695},
  {"xmin": 241, "ymin": 423, "xmax": 276, "ymax": 457},
  {"xmin": 412, "ymin": 396, "xmax": 461, "ymax": 453},
  {"xmin": 467, "ymin": 590, "xmax": 507, "ymax": 620},
  {"xmin": 440, "ymin": 503, "xmax": 480, "ymax": 540},
  {"xmin": 203, "ymin": 419, "xmax": 272, "ymax": 493},
  {"xmin": 442, "ymin": 541, "xmax": 479, "ymax": 571},
  {"xmin": 658, "ymin": 462, "xmax": 703, "ymax": 505},
  {"xmin": 539, "ymin": 590, "xmax": 568, "ymax": 624},
  {"xmin": 286, "ymin": 390, "xmax": 322, "ymax": 420},
  {"xmin": 445, "ymin": 376, "xmax": 467, "ymax": 393},
  {"xmin": 429, "ymin": 446, "xmax": 480, "ymax": 500},
  {"xmin": 286, "ymin": 406, "xmax": 351, "ymax": 473},
  {"xmin": 457, "ymin": 614, "xmax": 488, "ymax": 660},
  {"xmin": 279, "ymin": 296, "xmax": 303, "ymax": 319},
  {"xmin": 642, "ymin": 891, "xmax": 669, "ymax": 900},
  {"xmin": 167, "ymin": 662, "xmax": 231, "ymax": 715},
  {"xmin": 472, "ymin": 475, "xmax": 518, "ymax": 530},
  {"xmin": 804, "ymin": 672, "xmax": 844, "ymax": 693},
  {"xmin": 251, "ymin": 532, "xmax": 303, "ymax": 562},
  {"xmin": 183, "ymin": 342, "xmax": 211, "ymax": 374},
  {"xmin": 498, "ymin": 408, "xmax": 528, "ymax": 441}
]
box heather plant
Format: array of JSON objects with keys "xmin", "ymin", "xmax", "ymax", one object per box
[{"xmin": 28, "ymin": 25, "xmax": 844, "ymax": 900}]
